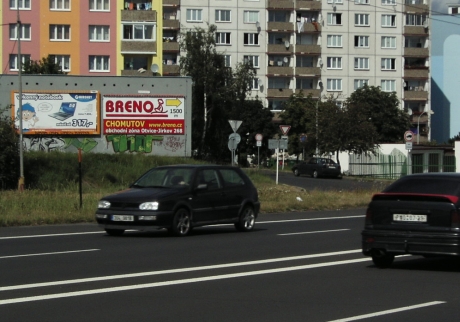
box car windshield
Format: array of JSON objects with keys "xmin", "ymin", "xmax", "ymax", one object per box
[
  {"xmin": 133, "ymin": 167, "xmax": 194, "ymax": 188},
  {"xmin": 384, "ymin": 177, "xmax": 460, "ymax": 196}
]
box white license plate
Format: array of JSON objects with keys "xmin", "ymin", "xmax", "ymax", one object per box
[
  {"xmin": 112, "ymin": 215, "xmax": 134, "ymax": 222},
  {"xmin": 393, "ymin": 214, "xmax": 427, "ymax": 222}
]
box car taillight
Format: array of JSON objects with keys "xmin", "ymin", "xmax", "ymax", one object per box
[
  {"xmin": 365, "ymin": 208, "xmax": 372, "ymax": 226},
  {"xmin": 451, "ymin": 209, "xmax": 460, "ymax": 228}
]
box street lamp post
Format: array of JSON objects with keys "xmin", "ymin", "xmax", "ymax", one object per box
[
  {"xmin": 417, "ymin": 110, "xmax": 434, "ymax": 145},
  {"xmin": 315, "ymin": 81, "xmax": 323, "ymax": 156}
]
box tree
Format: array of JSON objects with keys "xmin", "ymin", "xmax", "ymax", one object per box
[
  {"xmin": 22, "ymin": 55, "xmax": 66, "ymax": 75},
  {"xmin": 345, "ymin": 85, "xmax": 410, "ymax": 143},
  {"xmin": 0, "ymin": 106, "xmax": 19, "ymax": 189}
]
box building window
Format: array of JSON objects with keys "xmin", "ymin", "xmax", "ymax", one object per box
[
  {"xmin": 10, "ymin": 0, "xmax": 31, "ymax": 9},
  {"xmin": 354, "ymin": 57, "xmax": 370, "ymax": 70},
  {"xmin": 354, "ymin": 79, "xmax": 369, "ymax": 90},
  {"xmin": 89, "ymin": 0, "xmax": 109, "ymax": 11},
  {"xmin": 244, "ymin": 33, "xmax": 259, "ymax": 45},
  {"xmin": 327, "ymin": 57, "xmax": 342, "ymax": 69},
  {"xmin": 381, "ymin": 80, "xmax": 396, "ymax": 92},
  {"xmin": 9, "ymin": 54, "xmax": 30, "ymax": 71},
  {"xmin": 50, "ymin": 55, "xmax": 70, "ymax": 72},
  {"xmin": 268, "ymin": 99, "xmax": 287, "ymax": 111},
  {"xmin": 381, "ymin": 36, "xmax": 396, "ymax": 48},
  {"xmin": 296, "ymin": 56, "xmax": 313, "ymax": 67},
  {"xmin": 50, "ymin": 25, "xmax": 70, "ymax": 41},
  {"xmin": 382, "ymin": 15, "xmax": 396, "ymax": 27},
  {"xmin": 9, "ymin": 24, "xmax": 31, "ymax": 40},
  {"xmin": 327, "ymin": 79, "xmax": 342, "ymax": 91},
  {"xmin": 89, "ymin": 55, "xmax": 109, "ymax": 72},
  {"xmin": 355, "ymin": 0, "xmax": 370, "ymax": 4},
  {"xmin": 224, "ymin": 55, "xmax": 231, "ymax": 67},
  {"xmin": 268, "ymin": 77, "xmax": 290, "ymax": 89},
  {"xmin": 216, "ymin": 32, "xmax": 231, "ymax": 45},
  {"xmin": 327, "ymin": 13, "xmax": 342, "ymax": 25},
  {"xmin": 269, "ymin": 11, "xmax": 288, "ymax": 22},
  {"xmin": 187, "ymin": 9, "xmax": 202, "ymax": 22},
  {"xmin": 268, "ymin": 33, "xmax": 290, "ymax": 44},
  {"xmin": 251, "ymin": 78, "xmax": 260, "ymax": 90},
  {"xmin": 354, "ymin": 35, "xmax": 369, "ymax": 47},
  {"xmin": 327, "ymin": 35, "xmax": 342, "ymax": 47},
  {"xmin": 382, "ymin": 0, "xmax": 396, "ymax": 4},
  {"xmin": 215, "ymin": 10, "xmax": 231, "ymax": 22},
  {"xmin": 244, "ymin": 11, "xmax": 259, "ymax": 23},
  {"xmin": 89, "ymin": 25, "xmax": 109, "ymax": 41},
  {"xmin": 328, "ymin": 0, "xmax": 343, "ymax": 3},
  {"xmin": 296, "ymin": 78, "xmax": 314, "ymax": 89},
  {"xmin": 50, "ymin": 0, "xmax": 70, "ymax": 10},
  {"xmin": 405, "ymin": 14, "xmax": 427, "ymax": 26},
  {"xmin": 123, "ymin": 24, "xmax": 155, "ymax": 40},
  {"xmin": 244, "ymin": 55, "xmax": 259, "ymax": 68},
  {"xmin": 355, "ymin": 14, "xmax": 370, "ymax": 26},
  {"xmin": 381, "ymin": 58, "xmax": 396, "ymax": 70}
]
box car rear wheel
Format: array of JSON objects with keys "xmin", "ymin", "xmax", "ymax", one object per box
[
  {"xmin": 105, "ymin": 229, "xmax": 124, "ymax": 236},
  {"xmin": 312, "ymin": 170, "xmax": 318, "ymax": 178},
  {"xmin": 294, "ymin": 169, "xmax": 300, "ymax": 176},
  {"xmin": 371, "ymin": 250, "xmax": 395, "ymax": 268},
  {"xmin": 170, "ymin": 208, "xmax": 192, "ymax": 236},
  {"xmin": 235, "ymin": 206, "xmax": 255, "ymax": 232}
]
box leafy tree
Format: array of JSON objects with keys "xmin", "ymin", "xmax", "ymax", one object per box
[
  {"xmin": 345, "ymin": 85, "xmax": 410, "ymax": 143},
  {"xmin": 22, "ymin": 55, "xmax": 66, "ymax": 75},
  {"xmin": 0, "ymin": 106, "xmax": 19, "ymax": 189}
]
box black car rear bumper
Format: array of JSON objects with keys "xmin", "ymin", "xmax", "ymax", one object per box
[{"xmin": 362, "ymin": 229, "xmax": 460, "ymax": 257}]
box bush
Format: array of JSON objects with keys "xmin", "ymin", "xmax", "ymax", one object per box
[{"xmin": 0, "ymin": 107, "xmax": 19, "ymax": 190}]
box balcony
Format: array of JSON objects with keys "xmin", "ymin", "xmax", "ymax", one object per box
[
  {"xmin": 403, "ymin": 3, "xmax": 429, "ymax": 13},
  {"xmin": 297, "ymin": 22, "xmax": 321, "ymax": 32},
  {"xmin": 404, "ymin": 26, "xmax": 428, "ymax": 35},
  {"xmin": 267, "ymin": 66, "xmax": 294, "ymax": 75},
  {"xmin": 295, "ymin": 44, "xmax": 321, "ymax": 54},
  {"xmin": 296, "ymin": 0, "xmax": 322, "ymax": 10},
  {"xmin": 410, "ymin": 112, "xmax": 429, "ymax": 124},
  {"xmin": 404, "ymin": 47, "xmax": 429, "ymax": 57},
  {"xmin": 295, "ymin": 67, "xmax": 321, "ymax": 76},
  {"xmin": 404, "ymin": 67, "xmax": 429, "ymax": 78},
  {"xmin": 268, "ymin": 44, "xmax": 293, "ymax": 53},
  {"xmin": 162, "ymin": 64, "xmax": 180, "ymax": 75},
  {"xmin": 404, "ymin": 90, "xmax": 428, "ymax": 100},
  {"xmin": 267, "ymin": 88, "xmax": 294, "ymax": 97},
  {"xmin": 121, "ymin": 41, "xmax": 157, "ymax": 53},
  {"xmin": 295, "ymin": 88, "xmax": 321, "ymax": 98},
  {"xmin": 267, "ymin": 0, "xmax": 295, "ymax": 9},
  {"xmin": 121, "ymin": 70, "xmax": 155, "ymax": 77},
  {"xmin": 163, "ymin": 41, "xmax": 179, "ymax": 51},
  {"xmin": 163, "ymin": 0, "xmax": 180, "ymax": 6},
  {"xmin": 163, "ymin": 20, "xmax": 180, "ymax": 29},
  {"xmin": 121, "ymin": 10, "xmax": 157, "ymax": 22},
  {"xmin": 267, "ymin": 22, "xmax": 294, "ymax": 31}
]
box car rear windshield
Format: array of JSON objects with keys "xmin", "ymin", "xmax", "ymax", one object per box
[{"xmin": 384, "ymin": 177, "xmax": 460, "ymax": 196}]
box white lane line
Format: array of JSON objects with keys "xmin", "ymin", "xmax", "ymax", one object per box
[
  {"xmin": 0, "ymin": 216, "xmax": 363, "ymax": 240},
  {"xmin": 0, "ymin": 249, "xmax": 100, "ymax": 260},
  {"xmin": 327, "ymin": 301, "xmax": 446, "ymax": 322},
  {"xmin": 0, "ymin": 257, "xmax": 370, "ymax": 306},
  {"xmin": 0, "ymin": 249, "xmax": 362, "ymax": 291},
  {"xmin": 279, "ymin": 229, "xmax": 350, "ymax": 236}
]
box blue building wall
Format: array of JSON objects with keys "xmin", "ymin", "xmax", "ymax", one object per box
[{"xmin": 431, "ymin": 16, "xmax": 460, "ymax": 143}]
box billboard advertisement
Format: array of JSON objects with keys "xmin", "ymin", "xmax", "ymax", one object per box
[
  {"xmin": 102, "ymin": 95, "xmax": 185, "ymax": 135},
  {"xmin": 12, "ymin": 91, "xmax": 100, "ymax": 135}
]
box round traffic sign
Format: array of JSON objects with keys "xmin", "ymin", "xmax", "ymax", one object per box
[
  {"xmin": 404, "ymin": 131, "xmax": 414, "ymax": 142},
  {"xmin": 255, "ymin": 133, "xmax": 263, "ymax": 141},
  {"xmin": 229, "ymin": 133, "xmax": 241, "ymax": 144}
]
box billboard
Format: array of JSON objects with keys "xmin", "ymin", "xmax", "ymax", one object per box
[
  {"xmin": 102, "ymin": 95, "xmax": 185, "ymax": 135},
  {"xmin": 12, "ymin": 91, "xmax": 100, "ymax": 135}
]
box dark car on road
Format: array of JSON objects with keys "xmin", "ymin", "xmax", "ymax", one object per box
[
  {"xmin": 362, "ymin": 173, "xmax": 460, "ymax": 268},
  {"xmin": 96, "ymin": 165, "xmax": 260, "ymax": 237},
  {"xmin": 292, "ymin": 157, "xmax": 342, "ymax": 179}
]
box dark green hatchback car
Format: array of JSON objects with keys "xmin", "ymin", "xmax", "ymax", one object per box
[{"xmin": 96, "ymin": 164, "xmax": 260, "ymax": 236}]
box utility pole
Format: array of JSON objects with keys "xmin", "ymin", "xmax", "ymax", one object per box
[{"xmin": 17, "ymin": 5, "xmax": 24, "ymax": 191}]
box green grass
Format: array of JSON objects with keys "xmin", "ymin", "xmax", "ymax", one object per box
[{"xmin": 0, "ymin": 152, "xmax": 388, "ymax": 227}]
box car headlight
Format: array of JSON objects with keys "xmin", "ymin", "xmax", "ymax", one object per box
[
  {"xmin": 139, "ymin": 201, "xmax": 159, "ymax": 210},
  {"xmin": 98, "ymin": 200, "xmax": 111, "ymax": 209}
]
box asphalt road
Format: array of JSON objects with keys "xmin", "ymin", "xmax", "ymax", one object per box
[{"xmin": 1, "ymin": 210, "xmax": 459, "ymax": 322}]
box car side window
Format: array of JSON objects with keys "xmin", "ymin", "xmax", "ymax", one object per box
[
  {"xmin": 196, "ymin": 169, "xmax": 222, "ymax": 190},
  {"xmin": 219, "ymin": 169, "xmax": 245, "ymax": 187},
  {"xmin": 308, "ymin": 158, "xmax": 316, "ymax": 165}
]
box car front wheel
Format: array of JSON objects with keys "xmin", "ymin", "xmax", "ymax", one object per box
[
  {"xmin": 312, "ymin": 170, "xmax": 318, "ymax": 178},
  {"xmin": 170, "ymin": 208, "xmax": 192, "ymax": 236},
  {"xmin": 294, "ymin": 169, "xmax": 300, "ymax": 176},
  {"xmin": 235, "ymin": 206, "xmax": 255, "ymax": 232}
]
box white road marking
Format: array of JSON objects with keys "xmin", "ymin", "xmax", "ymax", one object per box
[
  {"xmin": 0, "ymin": 257, "xmax": 370, "ymax": 305},
  {"xmin": 0, "ymin": 249, "xmax": 99, "ymax": 259},
  {"xmin": 279, "ymin": 229, "xmax": 350, "ymax": 236},
  {"xmin": 0, "ymin": 216, "xmax": 363, "ymax": 240},
  {"xmin": 327, "ymin": 301, "xmax": 446, "ymax": 322},
  {"xmin": 0, "ymin": 249, "xmax": 362, "ymax": 291}
]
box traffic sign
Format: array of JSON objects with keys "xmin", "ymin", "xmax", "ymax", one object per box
[
  {"xmin": 279, "ymin": 125, "xmax": 291, "ymax": 136},
  {"xmin": 228, "ymin": 120, "xmax": 242, "ymax": 133},
  {"xmin": 255, "ymin": 133, "xmax": 263, "ymax": 141},
  {"xmin": 229, "ymin": 133, "xmax": 241, "ymax": 144},
  {"xmin": 404, "ymin": 131, "xmax": 414, "ymax": 142},
  {"xmin": 405, "ymin": 142, "xmax": 413, "ymax": 150}
]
